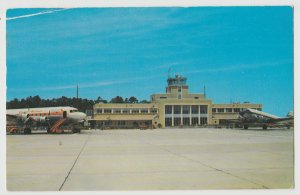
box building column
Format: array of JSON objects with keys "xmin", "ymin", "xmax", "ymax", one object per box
[
  {"xmin": 172, "ymin": 105, "xmax": 174, "ymax": 127},
  {"xmin": 180, "ymin": 105, "xmax": 183, "ymax": 125},
  {"xmin": 206, "ymin": 106, "xmax": 209, "ymax": 125},
  {"xmin": 189, "ymin": 105, "xmax": 192, "ymax": 126},
  {"xmin": 198, "ymin": 105, "xmax": 201, "ymax": 126}
]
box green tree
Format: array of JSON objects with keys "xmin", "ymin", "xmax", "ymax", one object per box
[
  {"xmin": 124, "ymin": 98, "xmax": 129, "ymax": 103},
  {"xmin": 140, "ymin": 99, "xmax": 150, "ymax": 103},
  {"xmin": 128, "ymin": 96, "xmax": 138, "ymax": 103},
  {"xmin": 95, "ymin": 96, "xmax": 107, "ymax": 104},
  {"xmin": 110, "ymin": 96, "xmax": 124, "ymax": 103},
  {"xmin": 7, "ymin": 95, "xmax": 110, "ymax": 112},
  {"xmin": 32, "ymin": 95, "xmax": 42, "ymax": 107}
]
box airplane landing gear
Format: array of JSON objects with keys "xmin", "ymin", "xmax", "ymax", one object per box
[
  {"xmin": 24, "ymin": 127, "xmax": 31, "ymax": 134},
  {"xmin": 72, "ymin": 127, "xmax": 81, "ymax": 133}
]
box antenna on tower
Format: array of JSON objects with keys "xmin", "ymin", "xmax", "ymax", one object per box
[{"xmin": 76, "ymin": 83, "xmax": 79, "ymax": 99}]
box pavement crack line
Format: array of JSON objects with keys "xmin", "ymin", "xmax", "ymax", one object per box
[
  {"xmin": 58, "ymin": 132, "xmax": 92, "ymax": 191},
  {"xmin": 146, "ymin": 142, "xmax": 269, "ymax": 189}
]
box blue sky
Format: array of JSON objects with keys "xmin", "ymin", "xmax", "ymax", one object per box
[{"xmin": 6, "ymin": 7, "xmax": 293, "ymax": 116}]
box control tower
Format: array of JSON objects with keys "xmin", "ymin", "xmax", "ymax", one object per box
[{"xmin": 166, "ymin": 74, "xmax": 189, "ymax": 98}]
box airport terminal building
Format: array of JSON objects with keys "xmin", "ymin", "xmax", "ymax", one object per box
[{"xmin": 90, "ymin": 75, "xmax": 262, "ymax": 129}]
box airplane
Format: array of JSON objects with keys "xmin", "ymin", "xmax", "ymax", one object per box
[
  {"xmin": 6, "ymin": 106, "xmax": 87, "ymax": 134},
  {"xmin": 224, "ymin": 108, "xmax": 294, "ymax": 130}
]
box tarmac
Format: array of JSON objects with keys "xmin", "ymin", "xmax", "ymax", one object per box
[{"xmin": 6, "ymin": 128, "xmax": 294, "ymax": 191}]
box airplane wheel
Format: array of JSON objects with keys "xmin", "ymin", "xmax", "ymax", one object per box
[
  {"xmin": 24, "ymin": 128, "xmax": 31, "ymax": 134},
  {"xmin": 243, "ymin": 125, "xmax": 248, "ymax": 130},
  {"xmin": 72, "ymin": 128, "xmax": 80, "ymax": 133}
]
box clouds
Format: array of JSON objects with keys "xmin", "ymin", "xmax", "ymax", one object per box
[
  {"xmin": 7, "ymin": 73, "xmax": 165, "ymax": 93},
  {"xmin": 6, "ymin": 8, "xmax": 71, "ymax": 20},
  {"xmin": 8, "ymin": 58, "xmax": 290, "ymax": 93},
  {"xmin": 183, "ymin": 60, "xmax": 292, "ymax": 75},
  {"xmin": 8, "ymin": 80, "xmax": 125, "ymax": 92}
]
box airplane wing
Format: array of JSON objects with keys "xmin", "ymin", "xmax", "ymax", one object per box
[
  {"xmin": 245, "ymin": 108, "xmax": 279, "ymax": 119},
  {"xmin": 6, "ymin": 114, "xmax": 24, "ymax": 128},
  {"xmin": 221, "ymin": 119, "xmax": 241, "ymax": 123},
  {"xmin": 216, "ymin": 118, "xmax": 244, "ymax": 127},
  {"xmin": 6, "ymin": 114, "xmax": 22, "ymax": 123},
  {"xmin": 6, "ymin": 114, "xmax": 18, "ymax": 119},
  {"xmin": 267, "ymin": 117, "xmax": 294, "ymax": 123}
]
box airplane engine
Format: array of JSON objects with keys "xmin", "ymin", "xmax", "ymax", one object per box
[{"xmin": 21, "ymin": 113, "xmax": 30, "ymax": 121}]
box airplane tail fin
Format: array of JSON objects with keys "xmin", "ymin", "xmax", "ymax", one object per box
[{"xmin": 287, "ymin": 111, "xmax": 294, "ymax": 118}]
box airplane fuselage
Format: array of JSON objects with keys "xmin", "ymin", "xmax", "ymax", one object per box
[
  {"xmin": 6, "ymin": 106, "xmax": 87, "ymax": 133},
  {"xmin": 238, "ymin": 109, "xmax": 293, "ymax": 129}
]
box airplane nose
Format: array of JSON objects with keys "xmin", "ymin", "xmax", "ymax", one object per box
[
  {"xmin": 81, "ymin": 112, "xmax": 87, "ymax": 118},
  {"xmin": 77, "ymin": 112, "xmax": 87, "ymax": 123},
  {"xmin": 239, "ymin": 110, "xmax": 246, "ymax": 116}
]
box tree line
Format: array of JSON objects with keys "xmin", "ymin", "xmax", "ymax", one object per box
[{"xmin": 6, "ymin": 95, "xmax": 150, "ymax": 112}]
